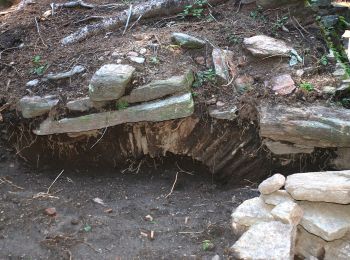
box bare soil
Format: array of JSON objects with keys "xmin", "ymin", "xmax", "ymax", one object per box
[
  {"xmin": 0, "ymin": 0, "xmax": 338, "ymax": 113},
  {"xmin": 0, "ymin": 151, "xmax": 257, "ymax": 260}
]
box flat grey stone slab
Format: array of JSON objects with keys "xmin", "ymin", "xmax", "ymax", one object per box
[
  {"xmin": 171, "ymin": 33, "xmax": 206, "ymax": 49},
  {"xmin": 122, "ymin": 70, "xmax": 194, "ymax": 104},
  {"xmin": 34, "ymin": 93, "xmax": 194, "ymax": 135},
  {"xmin": 259, "ymin": 104, "xmax": 350, "ymax": 148}
]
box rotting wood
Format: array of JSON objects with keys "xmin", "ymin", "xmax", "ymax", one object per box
[
  {"xmin": 60, "ymin": 0, "xmax": 228, "ymax": 45},
  {"xmin": 259, "ymin": 104, "xmax": 350, "ymax": 148}
]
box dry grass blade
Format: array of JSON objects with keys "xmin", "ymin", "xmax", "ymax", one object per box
[{"xmin": 33, "ymin": 169, "xmax": 64, "ymax": 199}]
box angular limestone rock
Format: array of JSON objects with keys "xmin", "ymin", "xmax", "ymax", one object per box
[
  {"xmin": 209, "ymin": 106, "xmax": 238, "ymax": 120},
  {"xmin": 19, "ymin": 95, "xmax": 59, "ymax": 119},
  {"xmin": 285, "ymin": 171, "xmax": 350, "ymax": 204},
  {"xmin": 243, "ymin": 35, "xmax": 293, "ymax": 57},
  {"xmin": 212, "ymin": 48, "xmax": 234, "ymax": 82},
  {"xmin": 89, "ymin": 64, "xmax": 135, "ymax": 101},
  {"xmin": 231, "ymin": 221, "xmax": 295, "ymax": 260},
  {"xmin": 34, "ymin": 93, "xmax": 194, "ymax": 135},
  {"xmin": 231, "ymin": 197, "xmax": 274, "ymax": 227},
  {"xmin": 258, "ymin": 173, "xmax": 285, "ymax": 195},
  {"xmin": 295, "ymin": 227, "xmax": 326, "ymax": 260},
  {"xmin": 324, "ymin": 235, "xmax": 350, "ymax": 260},
  {"xmin": 264, "ymin": 139, "xmax": 314, "ymax": 155},
  {"xmin": 259, "ymin": 104, "xmax": 350, "ymax": 148},
  {"xmin": 121, "ymin": 70, "xmax": 194, "ymax": 104},
  {"xmin": 171, "ymin": 33, "xmax": 206, "ymax": 49},
  {"xmin": 271, "ymin": 201, "xmax": 303, "ymax": 225},
  {"xmin": 261, "ymin": 190, "xmax": 295, "ymax": 206},
  {"xmin": 299, "ymin": 201, "xmax": 350, "ymax": 241}
]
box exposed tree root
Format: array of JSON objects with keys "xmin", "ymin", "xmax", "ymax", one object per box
[
  {"xmin": 52, "ymin": 0, "xmax": 124, "ymax": 10},
  {"xmin": 60, "ymin": 0, "xmax": 228, "ymax": 45}
]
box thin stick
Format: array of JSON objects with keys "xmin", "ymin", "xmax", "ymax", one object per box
[
  {"xmin": 0, "ymin": 177, "xmax": 24, "ymax": 190},
  {"xmin": 178, "ymin": 231, "xmax": 203, "ymax": 234},
  {"xmin": 123, "ymin": 4, "xmax": 133, "ymax": 35},
  {"xmin": 74, "ymin": 16, "xmax": 105, "ymax": 25},
  {"xmin": 165, "ymin": 172, "xmax": 179, "ymax": 198},
  {"xmin": 34, "ymin": 17, "xmax": 48, "ymax": 48},
  {"xmin": 128, "ymin": 14, "xmax": 143, "ymax": 31},
  {"xmin": 90, "ymin": 127, "xmax": 108, "ymax": 149},
  {"xmin": 47, "ymin": 169, "xmax": 64, "ymax": 194},
  {"xmin": 175, "ymin": 162, "xmax": 194, "ymax": 175}
]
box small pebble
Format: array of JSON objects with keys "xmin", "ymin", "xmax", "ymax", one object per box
[{"xmin": 44, "ymin": 207, "xmax": 56, "ymax": 216}]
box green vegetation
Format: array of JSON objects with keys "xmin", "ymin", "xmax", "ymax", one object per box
[
  {"xmin": 31, "ymin": 55, "xmax": 48, "ymax": 76},
  {"xmin": 181, "ymin": 0, "xmax": 208, "ymax": 18},
  {"xmin": 201, "ymin": 240, "xmax": 214, "ymax": 251},
  {"xmin": 299, "ymin": 82, "xmax": 314, "ymax": 92},
  {"xmin": 319, "ymin": 55, "xmax": 329, "ymax": 66},
  {"xmin": 317, "ymin": 14, "xmax": 350, "ymax": 78},
  {"xmin": 149, "ymin": 56, "xmax": 160, "ymax": 65},
  {"xmin": 83, "ymin": 224, "xmax": 92, "ymax": 232},
  {"xmin": 341, "ymin": 98, "xmax": 350, "ymax": 108},
  {"xmin": 116, "ymin": 100, "xmax": 129, "ymax": 110},
  {"xmin": 192, "ymin": 68, "xmax": 216, "ymax": 88},
  {"xmin": 227, "ymin": 34, "xmax": 242, "ymax": 45},
  {"xmin": 272, "ymin": 16, "xmax": 289, "ymax": 34},
  {"xmin": 250, "ymin": 5, "xmax": 266, "ymax": 22}
]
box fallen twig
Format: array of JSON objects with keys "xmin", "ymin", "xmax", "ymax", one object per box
[
  {"xmin": 90, "ymin": 127, "xmax": 107, "ymax": 149},
  {"xmin": 122, "ymin": 5, "xmax": 133, "ymax": 35},
  {"xmin": 74, "ymin": 16, "xmax": 105, "ymax": 25},
  {"xmin": 0, "ymin": 177, "xmax": 24, "ymax": 190},
  {"xmin": 33, "ymin": 169, "xmax": 64, "ymax": 199},
  {"xmin": 165, "ymin": 172, "xmax": 179, "ymax": 198},
  {"xmin": 34, "ymin": 17, "xmax": 48, "ymax": 48}
]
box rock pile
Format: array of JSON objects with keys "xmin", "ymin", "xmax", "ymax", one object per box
[{"xmin": 231, "ymin": 171, "xmax": 350, "ymax": 260}]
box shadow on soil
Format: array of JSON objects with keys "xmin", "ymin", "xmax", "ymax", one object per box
[{"xmin": 0, "ymin": 155, "xmax": 257, "ymax": 260}]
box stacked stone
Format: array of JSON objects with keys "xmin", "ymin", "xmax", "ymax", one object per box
[{"xmin": 231, "ymin": 171, "xmax": 350, "ymax": 260}]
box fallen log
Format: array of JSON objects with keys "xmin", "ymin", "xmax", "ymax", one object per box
[
  {"xmin": 259, "ymin": 104, "xmax": 350, "ymax": 148},
  {"xmin": 60, "ymin": 0, "xmax": 228, "ymax": 45}
]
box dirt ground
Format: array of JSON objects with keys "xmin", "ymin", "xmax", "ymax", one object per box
[
  {"xmin": 0, "ymin": 151, "xmax": 257, "ymax": 260},
  {"xmin": 0, "ymin": 0, "xmax": 337, "ymax": 113}
]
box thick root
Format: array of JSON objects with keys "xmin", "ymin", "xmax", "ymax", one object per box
[{"xmin": 60, "ymin": 0, "xmax": 228, "ymax": 45}]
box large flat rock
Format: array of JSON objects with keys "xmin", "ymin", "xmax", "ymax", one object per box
[
  {"xmin": 259, "ymin": 104, "xmax": 350, "ymax": 148},
  {"xmin": 34, "ymin": 93, "xmax": 194, "ymax": 135},
  {"xmin": 298, "ymin": 201, "xmax": 350, "ymax": 241},
  {"xmin": 231, "ymin": 197, "xmax": 274, "ymax": 227},
  {"xmin": 285, "ymin": 171, "xmax": 350, "ymax": 204},
  {"xmin": 121, "ymin": 70, "xmax": 194, "ymax": 103},
  {"xmin": 89, "ymin": 64, "xmax": 135, "ymax": 101},
  {"xmin": 231, "ymin": 221, "xmax": 295, "ymax": 260}
]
